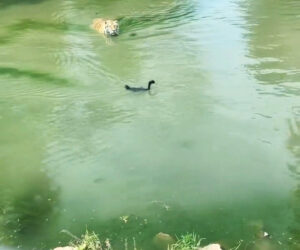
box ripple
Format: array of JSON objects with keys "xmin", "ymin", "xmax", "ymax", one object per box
[
  {"xmin": 292, "ymin": 106, "xmax": 300, "ymax": 116},
  {"xmin": 119, "ymin": 0, "xmax": 198, "ymax": 33},
  {"xmin": 53, "ymin": 45, "xmax": 102, "ymax": 72}
]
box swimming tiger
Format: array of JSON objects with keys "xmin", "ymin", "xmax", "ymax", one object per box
[{"xmin": 91, "ymin": 18, "xmax": 119, "ymax": 36}]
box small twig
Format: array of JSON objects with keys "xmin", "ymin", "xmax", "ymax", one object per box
[
  {"xmin": 60, "ymin": 229, "xmax": 80, "ymax": 241},
  {"xmin": 133, "ymin": 237, "xmax": 137, "ymax": 250},
  {"xmin": 230, "ymin": 240, "xmax": 243, "ymax": 250}
]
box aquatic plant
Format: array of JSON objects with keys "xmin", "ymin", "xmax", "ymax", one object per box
[
  {"xmin": 70, "ymin": 230, "xmax": 111, "ymax": 250},
  {"xmin": 169, "ymin": 233, "xmax": 204, "ymax": 250}
]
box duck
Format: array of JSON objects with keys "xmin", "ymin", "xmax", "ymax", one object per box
[{"xmin": 125, "ymin": 80, "xmax": 155, "ymax": 92}]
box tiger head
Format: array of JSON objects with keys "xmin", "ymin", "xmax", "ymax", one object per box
[{"xmin": 104, "ymin": 20, "xmax": 119, "ymax": 36}]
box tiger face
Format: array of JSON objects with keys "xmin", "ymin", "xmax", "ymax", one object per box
[
  {"xmin": 104, "ymin": 20, "xmax": 119, "ymax": 36},
  {"xmin": 92, "ymin": 18, "xmax": 119, "ymax": 36}
]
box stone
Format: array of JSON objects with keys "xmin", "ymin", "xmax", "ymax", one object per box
[
  {"xmin": 153, "ymin": 232, "xmax": 175, "ymax": 250},
  {"xmin": 199, "ymin": 243, "xmax": 223, "ymax": 250}
]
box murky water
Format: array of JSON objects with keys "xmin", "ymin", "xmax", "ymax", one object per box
[{"xmin": 0, "ymin": 0, "xmax": 299, "ymax": 249}]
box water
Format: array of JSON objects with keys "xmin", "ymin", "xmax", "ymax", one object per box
[{"xmin": 0, "ymin": 0, "xmax": 299, "ymax": 249}]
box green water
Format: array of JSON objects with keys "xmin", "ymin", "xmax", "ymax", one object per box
[{"xmin": 0, "ymin": 0, "xmax": 299, "ymax": 249}]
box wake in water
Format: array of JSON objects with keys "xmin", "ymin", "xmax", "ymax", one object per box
[{"xmin": 117, "ymin": 0, "xmax": 198, "ymax": 33}]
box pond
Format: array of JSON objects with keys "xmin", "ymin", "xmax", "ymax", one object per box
[{"xmin": 0, "ymin": 0, "xmax": 299, "ymax": 249}]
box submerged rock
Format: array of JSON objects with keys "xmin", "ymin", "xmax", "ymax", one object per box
[
  {"xmin": 199, "ymin": 243, "xmax": 222, "ymax": 250},
  {"xmin": 247, "ymin": 220, "xmax": 269, "ymax": 239},
  {"xmin": 153, "ymin": 232, "xmax": 175, "ymax": 250},
  {"xmin": 248, "ymin": 238, "xmax": 280, "ymax": 250}
]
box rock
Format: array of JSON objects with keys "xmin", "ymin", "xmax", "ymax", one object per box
[
  {"xmin": 199, "ymin": 243, "xmax": 222, "ymax": 250},
  {"xmin": 53, "ymin": 247, "xmax": 76, "ymax": 250},
  {"xmin": 153, "ymin": 232, "xmax": 175, "ymax": 250}
]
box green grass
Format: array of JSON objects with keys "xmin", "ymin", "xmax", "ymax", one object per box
[
  {"xmin": 69, "ymin": 230, "xmax": 111, "ymax": 250},
  {"xmin": 168, "ymin": 233, "xmax": 204, "ymax": 250},
  {"xmin": 64, "ymin": 231, "xmax": 242, "ymax": 250},
  {"xmin": 67, "ymin": 231, "xmax": 204, "ymax": 250}
]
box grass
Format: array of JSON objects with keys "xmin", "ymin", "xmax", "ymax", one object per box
[
  {"xmin": 64, "ymin": 231, "xmax": 242, "ymax": 250},
  {"xmin": 168, "ymin": 233, "xmax": 204, "ymax": 250},
  {"xmin": 66, "ymin": 231, "xmax": 204, "ymax": 250},
  {"xmin": 68, "ymin": 230, "xmax": 111, "ymax": 250}
]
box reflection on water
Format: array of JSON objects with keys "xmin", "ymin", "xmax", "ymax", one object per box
[
  {"xmin": 243, "ymin": 0, "xmax": 300, "ymax": 90},
  {"xmin": 0, "ymin": 0, "xmax": 300, "ymax": 249},
  {"xmin": 0, "ymin": 0, "xmax": 46, "ymax": 8},
  {"xmin": 287, "ymin": 119, "xmax": 300, "ymax": 249},
  {"xmin": 0, "ymin": 67, "xmax": 69, "ymax": 86}
]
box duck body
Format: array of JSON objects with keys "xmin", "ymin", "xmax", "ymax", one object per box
[
  {"xmin": 125, "ymin": 80, "xmax": 155, "ymax": 92},
  {"xmin": 125, "ymin": 85, "xmax": 148, "ymax": 92}
]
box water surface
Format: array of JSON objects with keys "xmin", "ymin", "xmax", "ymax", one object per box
[{"xmin": 0, "ymin": 0, "xmax": 300, "ymax": 249}]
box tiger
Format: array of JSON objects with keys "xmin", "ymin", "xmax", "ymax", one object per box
[{"xmin": 91, "ymin": 18, "xmax": 119, "ymax": 36}]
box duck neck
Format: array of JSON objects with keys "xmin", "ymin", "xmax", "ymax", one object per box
[{"xmin": 148, "ymin": 82, "xmax": 152, "ymax": 90}]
